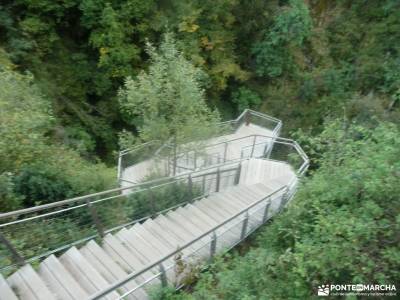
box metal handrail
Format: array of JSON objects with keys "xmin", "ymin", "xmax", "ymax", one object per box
[
  {"xmin": 0, "ymin": 109, "xmax": 309, "ymax": 285},
  {"xmin": 89, "ymin": 185, "xmax": 287, "ymax": 300},
  {"xmin": 0, "ymin": 134, "xmax": 307, "ymax": 221},
  {"xmin": 0, "ymin": 131, "xmax": 307, "ymax": 274},
  {"xmin": 0, "ymin": 167, "xmax": 242, "ymax": 272},
  {"xmin": 0, "ymin": 159, "xmax": 243, "ymax": 221},
  {"xmin": 117, "ymin": 109, "xmax": 282, "ymax": 179},
  {"xmin": 165, "ymin": 133, "xmax": 304, "ymax": 172}
]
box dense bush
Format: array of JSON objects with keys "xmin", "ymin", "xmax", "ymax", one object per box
[
  {"xmin": 0, "ymin": 67, "xmax": 116, "ymax": 212},
  {"xmin": 231, "ymin": 87, "xmax": 262, "ymax": 113},
  {"xmin": 14, "ymin": 164, "xmax": 76, "ymax": 207},
  {"xmin": 0, "ymin": 173, "xmax": 23, "ymax": 212},
  {"xmin": 251, "ymin": 0, "xmax": 312, "ymax": 78}
]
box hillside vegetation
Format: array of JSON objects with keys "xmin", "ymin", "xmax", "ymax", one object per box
[
  {"xmin": 156, "ymin": 121, "xmax": 400, "ymax": 299},
  {"xmin": 0, "ymin": 0, "xmax": 399, "ymax": 298}
]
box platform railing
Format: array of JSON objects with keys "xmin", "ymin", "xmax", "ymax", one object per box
[
  {"xmin": 0, "ymin": 132, "xmax": 307, "ymax": 275},
  {"xmin": 118, "ymin": 109, "xmax": 282, "ymax": 182},
  {"xmin": 0, "ymin": 159, "xmax": 245, "ymax": 274}
]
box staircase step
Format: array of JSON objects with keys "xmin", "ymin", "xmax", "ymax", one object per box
[
  {"xmin": 38, "ymin": 254, "xmax": 88, "ymax": 300},
  {"xmin": 181, "ymin": 204, "xmax": 237, "ymax": 249},
  {"xmin": 150, "ymin": 216, "xmax": 195, "ymax": 254},
  {"xmin": 80, "ymin": 240, "xmax": 148, "ymax": 300},
  {"xmin": 7, "ymin": 264, "xmax": 56, "ymax": 300},
  {"xmin": 156, "ymin": 214, "xmax": 193, "ymax": 243},
  {"xmin": 0, "ymin": 273, "xmax": 18, "ymax": 300},
  {"xmin": 153, "ymin": 214, "xmax": 206, "ymax": 262},
  {"xmin": 59, "ymin": 247, "xmax": 120, "ymax": 300},
  {"xmin": 202, "ymin": 196, "xmax": 238, "ymax": 218},
  {"xmin": 115, "ymin": 227, "xmax": 155, "ymax": 265},
  {"xmin": 139, "ymin": 220, "xmax": 175, "ymax": 255},
  {"xmin": 213, "ymin": 194, "xmax": 245, "ymax": 212},
  {"xmin": 102, "ymin": 234, "xmax": 152, "ymax": 282},
  {"xmin": 223, "ymin": 193, "xmax": 264, "ymax": 224},
  {"xmin": 166, "ymin": 210, "xmax": 203, "ymax": 240},
  {"xmin": 183, "ymin": 203, "xmax": 218, "ymax": 226},
  {"xmin": 132, "ymin": 221, "xmax": 180, "ymax": 279},
  {"xmin": 142, "ymin": 219, "xmax": 187, "ymax": 252},
  {"xmin": 173, "ymin": 208, "xmax": 213, "ymax": 257},
  {"xmin": 122, "ymin": 225, "xmax": 163, "ymax": 263},
  {"xmin": 194, "ymin": 200, "xmax": 225, "ymax": 223},
  {"xmin": 201, "ymin": 197, "xmax": 244, "ymax": 239}
]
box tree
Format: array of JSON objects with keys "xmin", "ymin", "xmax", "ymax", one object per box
[
  {"xmin": 232, "ymin": 87, "xmax": 262, "ymax": 113},
  {"xmin": 0, "ymin": 67, "xmax": 115, "ymax": 210},
  {"xmin": 118, "ymin": 33, "xmax": 221, "ymax": 147},
  {"xmin": 252, "ymin": 0, "xmax": 312, "ymax": 78},
  {"xmin": 89, "ymin": 4, "xmax": 140, "ymax": 79},
  {"xmin": 0, "ymin": 68, "xmax": 54, "ymax": 173}
]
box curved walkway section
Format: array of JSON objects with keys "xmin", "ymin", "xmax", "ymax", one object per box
[{"xmin": 0, "ymin": 110, "xmax": 308, "ymax": 300}]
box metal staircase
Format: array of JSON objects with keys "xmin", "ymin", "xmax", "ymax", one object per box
[{"xmin": 0, "ymin": 110, "xmax": 308, "ymax": 300}]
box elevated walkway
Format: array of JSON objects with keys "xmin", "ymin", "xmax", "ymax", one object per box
[{"xmin": 0, "ymin": 110, "xmax": 308, "ymax": 300}]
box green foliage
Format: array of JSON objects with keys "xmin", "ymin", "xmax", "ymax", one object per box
[
  {"xmin": 0, "ymin": 68, "xmax": 54, "ymax": 172},
  {"xmin": 0, "ymin": 173, "xmax": 23, "ymax": 212},
  {"xmin": 62, "ymin": 125, "xmax": 96, "ymax": 156},
  {"xmin": 0, "ymin": 68, "xmax": 116, "ymax": 210},
  {"xmin": 231, "ymin": 87, "xmax": 262, "ymax": 112},
  {"xmin": 167, "ymin": 121, "xmax": 400, "ymax": 299},
  {"xmin": 119, "ymin": 33, "xmax": 221, "ymax": 146},
  {"xmin": 252, "ymin": 0, "xmax": 312, "ymax": 78},
  {"xmin": 13, "ymin": 164, "xmax": 76, "ymax": 207},
  {"xmin": 1, "ymin": 0, "xmax": 399, "ymax": 152},
  {"xmin": 89, "ymin": 4, "xmax": 140, "ymax": 79},
  {"xmin": 0, "ymin": 1, "xmax": 399, "ymax": 293}
]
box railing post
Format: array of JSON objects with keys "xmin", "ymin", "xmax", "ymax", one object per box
[
  {"xmin": 202, "ymin": 175, "xmax": 206, "ymax": 194},
  {"xmin": 159, "ymin": 263, "xmax": 168, "ymax": 287},
  {"xmin": 266, "ymin": 137, "xmax": 275, "ymax": 159},
  {"xmin": 263, "ymin": 142, "xmax": 270, "ymax": 158},
  {"xmin": 223, "ymin": 142, "xmax": 228, "ymax": 162},
  {"xmin": 166, "ymin": 153, "xmax": 171, "ymax": 175},
  {"xmin": 234, "ymin": 162, "xmax": 242, "ymax": 185},
  {"xmin": 250, "ymin": 135, "xmax": 257, "ymax": 157},
  {"xmin": 240, "ymin": 211, "xmax": 249, "ymax": 240},
  {"xmin": 193, "ymin": 151, "xmax": 197, "ymax": 169},
  {"xmin": 173, "ymin": 137, "xmax": 177, "ymax": 176},
  {"xmin": 0, "ymin": 232, "xmax": 25, "ymax": 266},
  {"xmin": 215, "ymin": 168, "xmax": 221, "ymax": 192},
  {"xmin": 188, "ymin": 174, "xmax": 193, "ymax": 199},
  {"xmin": 209, "ymin": 231, "xmax": 217, "ymax": 261},
  {"xmin": 278, "ymin": 188, "xmax": 290, "ymax": 212},
  {"xmin": 263, "ymin": 201, "xmax": 271, "ymax": 223},
  {"xmin": 86, "ymin": 199, "xmax": 105, "ymax": 238},
  {"xmin": 245, "ymin": 110, "xmax": 251, "ymax": 126},
  {"xmin": 117, "ymin": 152, "xmax": 122, "ymax": 184}
]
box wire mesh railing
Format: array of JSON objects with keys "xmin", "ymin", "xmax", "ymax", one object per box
[
  {"xmin": 0, "ymin": 132, "xmax": 308, "ymax": 276},
  {"xmin": 0, "ymin": 159, "xmax": 245, "ymax": 275},
  {"xmin": 118, "ymin": 109, "xmax": 282, "ymax": 182},
  {"xmin": 88, "ymin": 186, "xmax": 288, "ymax": 300}
]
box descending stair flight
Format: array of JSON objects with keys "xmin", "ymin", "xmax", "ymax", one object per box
[{"xmin": 0, "ymin": 110, "xmax": 309, "ymax": 300}]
